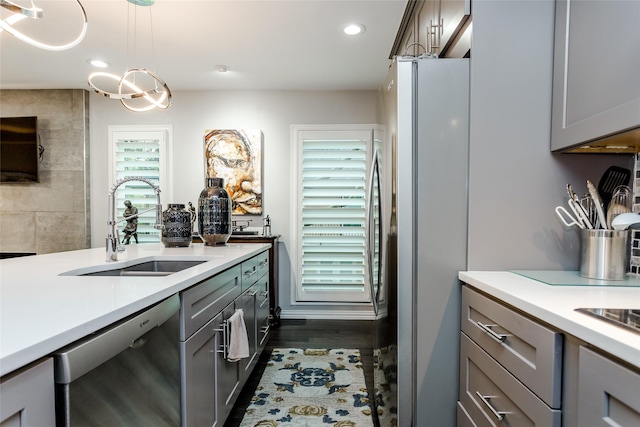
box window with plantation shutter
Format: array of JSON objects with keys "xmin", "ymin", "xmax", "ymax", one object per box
[
  {"xmin": 108, "ymin": 125, "xmax": 173, "ymax": 244},
  {"xmin": 292, "ymin": 125, "xmax": 379, "ymax": 303}
]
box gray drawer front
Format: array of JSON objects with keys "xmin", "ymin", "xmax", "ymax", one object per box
[
  {"xmin": 461, "ymin": 286, "xmax": 563, "ymax": 408},
  {"xmin": 578, "ymin": 346, "xmax": 640, "ymax": 426},
  {"xmin": 180, "ymin": 265, "xmax": 241, "ymax": 340},
  {"xmin": 459, "ymin": 333, "xmax": 561, "ymax": 427},
  {"xmin": 241, "ymin": 255, "xmax": 258, "ymax": 291},
  {"xmin": 457, "ymin": 401, "xmax": 479, "ymax": 427},
  {"xmin": 255, "ymin": 250, "xmax": 269, "ymax": 280}
]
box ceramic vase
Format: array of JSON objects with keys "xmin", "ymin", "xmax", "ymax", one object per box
[
  {"xmin": 161, "ymin": 204, "xmax": 192, "ymax": 247},
  {"xmin": 197, "ymin": 177, "xmax": 232, "ymax": 245}
]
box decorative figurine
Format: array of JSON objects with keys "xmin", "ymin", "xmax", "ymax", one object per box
[
  {"xmin": 188, "ymin": 201, "xmax": 197, "ymax": 233},
  {"xmin": 123, "ymin": 200, "xmax": 139, "ymax": 244}
]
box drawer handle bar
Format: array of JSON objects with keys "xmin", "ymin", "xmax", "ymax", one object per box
[
  {"xmin": 246, "ymin": 289, "xmax": 259, "ymax": 297},
  {"xmin": 475, "ymin": 391, "xmax": 506, "ymax": 421},
  {"xmin": 260, "ymin": 325, "xmax": 270, "ymax": 336},
  {"xmin": 244, "ymin": 269, "xmax": 257, "ymax": 278},
  {"xmin": 476, "ymin": 321, "xmax": 507, "ymax": 343},
  {"xmin": 215, "ymin": 320, "xmax": 229, "ymax": 358},
  {"xmin": 259, "ymin": 260, "xmax": 268, "ymax": 267}
]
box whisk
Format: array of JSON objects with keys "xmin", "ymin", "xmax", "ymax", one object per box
[{"xmin": 606, "ymin": 185, "xmax": 633, "ymax": 229}]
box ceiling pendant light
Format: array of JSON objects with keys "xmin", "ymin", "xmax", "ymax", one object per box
[
  {"xmin": 87, "ymin": 0, "xmax": 172, "ymax": 112},
  {"xmin": 0, "ymin": 0, "xmax": 88, "ymax": 51}
]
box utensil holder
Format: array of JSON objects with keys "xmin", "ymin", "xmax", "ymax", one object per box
[{"xmin": 579, "ymin": 229, "xmax": 629, "ymax": 280}]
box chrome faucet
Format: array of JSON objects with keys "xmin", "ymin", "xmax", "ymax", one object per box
[{"xmin": 107, "ymin": 177, "xmax": 163, "ymax": 261}]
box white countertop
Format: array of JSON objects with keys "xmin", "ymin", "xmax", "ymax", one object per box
[
  {"xmin": 459, "ymin": 271, "xmax": 640, "ymax": 368},
  {"xmin": 0, "ymin": 243, "xmax": 270, "ymax": 377}
]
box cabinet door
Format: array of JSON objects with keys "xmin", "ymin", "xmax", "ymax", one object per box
[
  {"xmin": 0, "ymin": 358, "xmax": 55, "ymax": 427},
  {"xmin": 551, "ymin": 0, "xmax": 640, "ymax": 151},
  {"xmin": 181, "ymin": 313, "xmax": 219, "ymax": 427},
  {"xmin": 238, "ymin": 286, "xmax": 258, "ymax": 379},
  {"xmin": 439, "ymin": 0, "xmax": 471, "ymax": 56},
  {"xmin": 461, "ymin": 286, "xmax": 563, "ymax": 408},
  {"xmin": 577, "ymin": 346, "xmax": 640, "ymax": 426},
  {"xmin": 459, "ymin": 333, "xmax": 562, "ymax": 427},
  {"xmin": 217, "ymin": 304, "xmax": 242, "ymax": 423},
  {"xmin": 257, "ymin": 275, "xmax": 270, "ymax": 350},
  {"xmin": 181, "ymin": 265, "xmax": 241, "ymax": 340}
]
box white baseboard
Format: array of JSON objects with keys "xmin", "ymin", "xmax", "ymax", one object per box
[{"xmin": 279, "ymin": 308, "xmax": 383, "ymax": 320}]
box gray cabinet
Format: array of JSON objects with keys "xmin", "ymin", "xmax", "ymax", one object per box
[
  {"xmin": 577, "ymin": 346, "xmax": 640, "ymax": 426},
  {"xmin": 0, "ymin": 358, "xmax": 55, "ymax": 427},
  {"xmin": 239, "ymin": 253, "xmax": 270, "ymax": 380},
  {"xmin": 392, "ymin": 0, "xmax": 470, "ymax": 58},
  {"xmin": 180, "ymin": 251, "xmax": 270, "ymax": 427},
  {"xmin": 551, "ymin": 0, "xmax": 640, "ymax": 152},
  {"xmin": 458, "ymin": 286, "xmax": 562, "ymax": 426}
]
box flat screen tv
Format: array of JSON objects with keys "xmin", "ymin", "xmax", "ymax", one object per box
[{"xmin": 0, "ymin": 116, "xmax": 40, "ymax": 183}]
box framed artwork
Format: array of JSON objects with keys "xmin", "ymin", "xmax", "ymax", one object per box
[{"xmin": 204, "ymin": 129, "xmax": 263, "ymax": 215}]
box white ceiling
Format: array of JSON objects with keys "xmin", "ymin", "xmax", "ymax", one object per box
[{"xmin": 0, "ymin": 0, "xmax": 407, "ymax": 92}]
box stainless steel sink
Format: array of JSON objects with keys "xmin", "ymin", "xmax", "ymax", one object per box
[{"xmin": 64, "ymin": 260, "xmax": 207, "ymax": 277}]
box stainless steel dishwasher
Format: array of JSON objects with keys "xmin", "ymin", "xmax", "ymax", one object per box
[{"xmin": 53, "ymin": 295, "xmax": 181, "ymax": 427}]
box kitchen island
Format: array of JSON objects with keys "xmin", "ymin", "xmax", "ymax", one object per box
[
  {"xmin": 0, "ymin": 243, "xmax": 270, "ymax": 377},
  {"xmin": 459, "ymin": 271, "xmax": 640, "ymax": 426}
]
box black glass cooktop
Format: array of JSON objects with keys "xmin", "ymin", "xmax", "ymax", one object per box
[{"xmin": 575, "ymin": 308, "xmax": 640, "ymax": 334}]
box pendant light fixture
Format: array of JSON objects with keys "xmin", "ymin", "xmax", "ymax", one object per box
[
  {"xmin": 0, "ymin": 0, "xmax": 88, "ymax": 51},
  {"xmin": 88, "ymin": 0, "xmax": 172, "ymax": 112}
]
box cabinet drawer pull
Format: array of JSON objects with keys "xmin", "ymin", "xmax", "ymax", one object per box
[
  {"xmin": 244, "ymin": 269, "xmax": 257, "ymax": 278},
  {"xmin": 258, "ymin": 260, "xmax": 268, "ymax": 267},
  {"xmin": 215, "ymin": 320, "xmax": 229, "ymax": 357},
  {"xmin": 246, "ymin": 289, "xmax": 259, "ymax": 297},
  {"xmin": 476, "ymin": 321, "xmax": 507, "ymax": 343},
  {"xmin": 260, "ymin": 325, "xmax": 270, "ymax": 335},
  {"xmin": 475, "ymin": 391, "xmax": 506, "ymax": 421}
]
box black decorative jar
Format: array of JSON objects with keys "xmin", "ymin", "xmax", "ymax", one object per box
[
  {"xmin": 161, "ymin": 204, "xmax": 192, "ymax": 247},
  {"xmin": 197, "ymin": 177, "xmax": 232, "ymax": 245}
]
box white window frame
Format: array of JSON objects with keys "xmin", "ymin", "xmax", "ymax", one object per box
[
  {"xmin": 291, "ymin": 124, "xmax": 380, "ymax": 304},
  {"xmin": 108, "ymin": 125, "xmax": 173, "ymax": 243}
]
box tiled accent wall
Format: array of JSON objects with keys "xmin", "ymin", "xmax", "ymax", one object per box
[
  {"xmin": 630, "ymin": 153, "xmax": 640, "ymax": 275},
  {"xmin": 0, "ymin": 89, "xmax": 91, "ymax": 254}
]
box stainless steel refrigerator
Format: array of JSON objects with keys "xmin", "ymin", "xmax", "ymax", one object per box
[{"xmin": 371, "ymin": 57, "xmax": 470, "ymax": 427}]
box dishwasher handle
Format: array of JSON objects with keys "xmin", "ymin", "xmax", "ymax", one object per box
[{"xmin": 53, "ymin": 295, "xmax": 180, "ymax": 384}]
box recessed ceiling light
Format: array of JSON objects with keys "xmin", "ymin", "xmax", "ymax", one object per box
[
  {"xmin": 88, "ymin": 59, "xmax": 110, "ymax": 68},
  {"xmin": 214, "ymin": 65, "xmax": 230, "ymax": 73},
  {"xmin": 344, "ymin": 23, "xmax": 365, "ymax": 36}
]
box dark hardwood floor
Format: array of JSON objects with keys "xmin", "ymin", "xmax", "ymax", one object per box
[{"xmin": 223, "ymin": 319, "xmax": 376, "ymax": 427}]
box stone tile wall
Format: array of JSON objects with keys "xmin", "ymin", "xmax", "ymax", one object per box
[
  {"xmin": 630, "ymin": 153, "xmax": 640, "ymax": 275},
  {"xmin": 0, "ymin": 90, "xmax": 90, "ymax": 254}
]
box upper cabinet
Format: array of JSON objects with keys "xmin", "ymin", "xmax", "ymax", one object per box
[
  {"xmin": 391, "ymin": 0, "xmax": 471, "ymax": 58},
  {"xmin": 551, "ymin": 0, "xmax": 640, "ymax": 153}
]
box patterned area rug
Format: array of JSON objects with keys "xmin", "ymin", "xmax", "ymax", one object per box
[{"xmin": 239, "ymin": 348, "xmax": 374, "ymax": 426}]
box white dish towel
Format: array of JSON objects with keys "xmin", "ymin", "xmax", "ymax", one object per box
[{"xmin": 227, "ymin": 308, "xmax": 250, "ymax": 362}]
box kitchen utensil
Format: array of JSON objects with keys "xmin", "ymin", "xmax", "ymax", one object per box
[
  {"xmin": 606, "ymin": 185, "xmax": 632, "ymax": 229},
  {"xmin": 568, "ymin": 199, "xmax": 591, "ymax": 229},
  {"xmin": 611, "ymin": 212, "xmax": 640, "ymax": 230},
  {"xmin": 555, "ymin": 205, "xmax": 584, "ymax": 229},
  {"xmin": 581, "ymin": 193, "xmax": 601, "ymax": 229},
  {"xmin": 598, "ymin": 166, "xmax": 631, "ymax": 211},
  {"xmin": 586, "ymin": 179, "xmax": 608, "ymax": 229},
  {"xmin": 567, "ymin": 184, "xmax": 593, "ymax": 228}
]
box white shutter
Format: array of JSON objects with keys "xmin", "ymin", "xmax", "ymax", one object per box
[
  {"xmin": 293, "ymin": 127, "xmax": 374, "ymax": 303},
  {"xmin": 109, "ymin": 126, "xmax": 172, "ymax": 244}
]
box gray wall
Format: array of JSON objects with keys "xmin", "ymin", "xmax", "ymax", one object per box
[
  {"xmin": 0, "ymin": 90, "xmax": 90, "ymax": 254},
  {"xmin": 88, "ymin": 89, "xmax": 380, "ymax": 318},
  {"xmin": 467, "ymin": 0, "xmax": 633, "ymax": 271}
]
